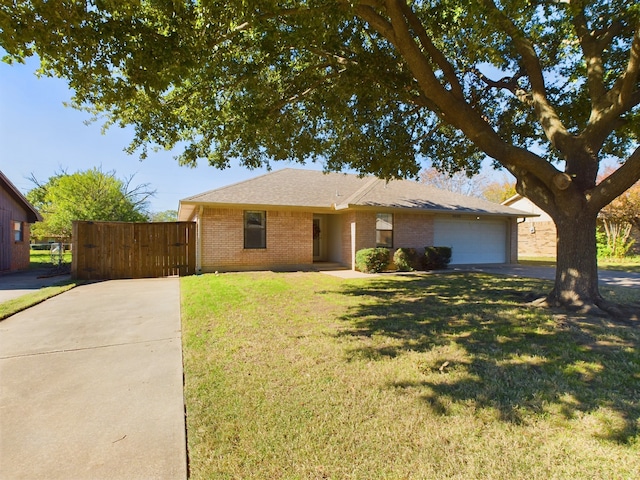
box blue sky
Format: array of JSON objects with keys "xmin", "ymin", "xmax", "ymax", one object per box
[
  {"xmin": 0, "ymin": 56, "xmax": 300, "ymax": 213},
  {"xmin": 1, "ymin": 55, "xmax": 512, "ymax": 213}
]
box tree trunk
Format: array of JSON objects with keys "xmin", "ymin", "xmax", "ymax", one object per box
[{"xmin": 547, "ymin": 211, "xmax": 603, "ymax": 309}]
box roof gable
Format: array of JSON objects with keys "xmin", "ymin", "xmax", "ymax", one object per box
[
  {"xmin": 0, "ymin": 171, "xmax": 42, "ymax": 223},
  {"xmin": 179, "ymin": 168, "xmax": 532, "ymax": 220}
]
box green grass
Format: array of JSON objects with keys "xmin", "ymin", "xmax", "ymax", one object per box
[
  {"xmin": 181, "ymin": 272, "xmax": 640, "ymax": 480},
  {"xmin": 519, "ymin": 256, "xmax": 640, "ymax": 273},
  {"xmin": 599, "ymin": 256, "xmax": 640, "ymax": 273},
  {"xmin": 29, "ymin": 249, "xmax": 72, "ymax": 269},
  {"xmin": 0, "ymin": 282, "xmax": 78, "ymax": 320}
]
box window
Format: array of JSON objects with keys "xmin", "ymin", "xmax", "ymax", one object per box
[
  {"xmin": 13, "ymin": 221, "xmax": 23, "ymax": 242},
  {"xmin": 376, "ymin": 213, "xmax": 393, "ymax": 248},
  {"xmin": 244, "ymin": 211, "xmax": 266, "ymax": 249}
]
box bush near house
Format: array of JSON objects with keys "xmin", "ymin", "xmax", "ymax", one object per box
[
  {"xmin": 355, "ymin": 248, "xmax": 390, "ymax": 273},
  {"xmin": 393, "ymin": 247, "xmax": 420, "ymax": 271},
  {"xmin": 424, "ymin": 246, "xmax": 452, "ymax": 270}
]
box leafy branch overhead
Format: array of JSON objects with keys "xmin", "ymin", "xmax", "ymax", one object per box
[{"xmin": 2, "ymin": 1, "xmax": 639, "ymax": 312}]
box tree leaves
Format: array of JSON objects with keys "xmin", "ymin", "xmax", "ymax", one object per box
[{"xmin": 26, "ymin": 167, "xmax": 153, "ymax": 239}]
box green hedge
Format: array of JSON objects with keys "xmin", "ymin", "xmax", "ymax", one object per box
[
  {"xmin": 393, "ymin": 247, "xmax": 420, "ymax": 271},
  {"xmin": 355, "ymin": 248, "xmax": 390, "ymax": 273},
  {"xmin": 423, "ymin": 246, "xmax": 452, "ymax": 270}
]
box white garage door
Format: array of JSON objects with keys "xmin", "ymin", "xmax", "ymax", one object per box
[{"xmin": 433, "ymin": 218, "xmax": 508, "ymax": 264}]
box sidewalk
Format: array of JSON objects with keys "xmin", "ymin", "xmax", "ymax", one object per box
[
  {"xmin": 0, "ymin": 278, "xmax": 187, "ymax": 480},
  {"xmin": 456, "ymin": 264, "xmax": 640, "ymax": 289}
]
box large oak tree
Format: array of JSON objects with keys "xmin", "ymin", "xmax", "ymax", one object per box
[{"xmin": 2, "ymin": 1, "xmax": 639, "ymax": 313}]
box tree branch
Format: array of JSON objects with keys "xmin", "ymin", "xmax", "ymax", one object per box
[
  {"xmin": 589, "ymin": 146, "xmax": 640, "ymax": 212},
  {"xmin": 471, "ymin": 67, "xmax": 529, "ymax": 102},
  {"xmin": 583, "ymin": 21, "xmax": 640, "ymax": 151},
  {"xmin": 479, "ymin": 0, "xmax": 572, "ymax": 153},
  {"xmin": 353, "ymin": 4, "xmax": 398, "ymax": 46},
  {"xmin": 396, "ymin": 1, "xmax": 464, "ymax": 100},
  {"xmin": 617, "ymin": 23, "xmax": 640, "ymax": 110},
  {"xmin": 571, "ymin": 2, "xmax": 607, "ymax": 103}
]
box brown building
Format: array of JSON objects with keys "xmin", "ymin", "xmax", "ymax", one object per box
[
  {"xmin": 179, "ymin": 169, "xmax": 533, "ymax": 273},
  {"xmin": 1, "ymin": 171, "xmax": 42, "ymax": 273}
]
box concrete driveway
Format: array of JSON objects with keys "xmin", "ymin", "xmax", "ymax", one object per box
[
  {"xmin": 0, "ymin": 278, "xmax": 187, "ymax": 480},
  {"xmin": 0, "ymin": 268, "xmax": 72, "ymax": 303}
]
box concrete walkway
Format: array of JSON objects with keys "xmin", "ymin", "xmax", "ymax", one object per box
[{"xmin": 0, "ymin": 278, "xmax": 187, "ymax": 480}]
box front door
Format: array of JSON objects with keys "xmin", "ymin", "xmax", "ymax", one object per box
[{"xmin": 313, "ymin": 217, "xmax": 323, "ymax": 261}]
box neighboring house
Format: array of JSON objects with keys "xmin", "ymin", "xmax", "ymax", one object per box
[
  {"xmin": 502, "ymin": 194, "xmax": 555, "ymax": 258},
  {"xmin": 178, "ymin": 168, "xmax": 534, "ymax": 272},
  {"xmin": 0, "ymin": 171, "xmax": 42, "ymax": 273}
]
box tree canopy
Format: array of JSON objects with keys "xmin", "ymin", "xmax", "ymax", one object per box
[
  {"xmin": 483, "ymin": 176, "xmax": 517, "ymax": 204},
  {"xmin": 150, "ymin": 210, "xmax": 179, "ymax": 222},
  {"xmin": 27, "ymin": 168, "xmax": 153, "ymax": 239},
  {"xmin": 2, "ymin": 1, "xmax": 639, "ymax": 313},
  {"xmin": 419, "ymin": 167, "xmax": 489, "ymax": 198}
]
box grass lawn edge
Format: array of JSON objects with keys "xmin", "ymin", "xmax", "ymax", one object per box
[{"xmin": 0, "ymin": 281, "xmax": 79, "ymax": 321}]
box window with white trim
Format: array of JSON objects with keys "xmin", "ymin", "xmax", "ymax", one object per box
[{"xmin": 13, "ymin": 221, "xmax": 23, "ymax": 242}]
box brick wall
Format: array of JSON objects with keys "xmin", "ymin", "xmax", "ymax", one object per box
[
  {"xmin": 517, "ymin": 220, "xmax": 557, "ymax": 258},
  {"xmin": 200, "ymin": 207, "xmax": 313, "ymax": 271},
  {"xmin": 341, "ymin": 211, "xmax": 436, "ymax": 269},
  {"xmin": 394, "ymin": 212, "xmax": 435, "ymax": 250}
]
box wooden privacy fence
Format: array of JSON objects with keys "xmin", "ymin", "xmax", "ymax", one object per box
[{"xmin": 72, "ymin": 221, "xmax": 196, "ymax": 280}]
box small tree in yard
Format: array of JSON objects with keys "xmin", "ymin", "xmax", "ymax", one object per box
[
  {"xmin": 27, "ymin": 168, "xmax": 154, "ymax": 240},
  {"xmin": 598, "ymin": 178, "xmax": 640, "ymax": 257},
  {"xmin": 3, "ymin": 1, "xmax": 639, "ymax": 316}
]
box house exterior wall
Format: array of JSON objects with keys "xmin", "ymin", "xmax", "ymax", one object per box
[
  {"xmin": 508, "ymin": 217, "xmax": 518, "ymax": 263},
  {"xmin": 1, "ymin": 188, "xmax": 33, "ymax": 272},
  {"xmin": 343, "ymin": 211, "xmax": 436, "ymax": 269},
  {"xmin": 504, "ymin": 196, "xmax": 556, "ymax": 258},
  {"xmin": 197, "ymin": 206, "xmax": 515, "ymax": 272},
  {"xmin": 394, "ymin": 212, "xmax": 435, "ymax": 250},
  {"xmin": 200, "ymin": 207, "xmax": 313, "ymax": 271},
  {"xmin": 518, "ymin": 220, "xmax": 557, "ymax": 258}
]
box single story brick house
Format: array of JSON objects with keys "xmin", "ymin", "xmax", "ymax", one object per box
[
  {"xmin": 1, "ymin": 171, "xmax": 42, "ymax": 273},
  {"xmin": 178, "ymin": 168, "xmax": 533, "ymax": 272},
  {"xmin": 502, "ymin": 194, "xmax": 555, "ymax": 258}
]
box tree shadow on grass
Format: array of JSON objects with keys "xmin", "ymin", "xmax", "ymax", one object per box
[{"xmin": 335, "ymin": 272, "xmax": 640, "ymax": 444}]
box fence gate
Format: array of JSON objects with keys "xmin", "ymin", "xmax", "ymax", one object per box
[{"xmin": 72, "ymin": 221, "xmax": 196, "ymax": 280}]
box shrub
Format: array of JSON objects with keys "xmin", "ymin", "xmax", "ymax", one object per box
[
  {"xmin": 355, "ymin": 248, "xmax": 390, "ymax": 273},
  {"xmin": 423, "ymin": 246, "xmax": 452, "ymax": 270},
  {"xmin": 597, "ymin": 226, "xmax": 635, "ymax": 259},
  {"xmin": 393, "ymin": 248, "xmax": 420, "ymax": 271}
]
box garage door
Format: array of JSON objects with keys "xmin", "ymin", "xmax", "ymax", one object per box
[{"xmin": 433, "ymin": 218, "xmax": 507, "ymax": 264}]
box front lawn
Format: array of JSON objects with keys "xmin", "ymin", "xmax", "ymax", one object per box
[{"xmin": 181, "ymin": 272, "xmax": 639, "ymax": 479}]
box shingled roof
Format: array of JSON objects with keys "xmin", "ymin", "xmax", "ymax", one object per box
[{"xmin": 179, "ymin": 168, "xmax": 531, "ymax": 220}]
